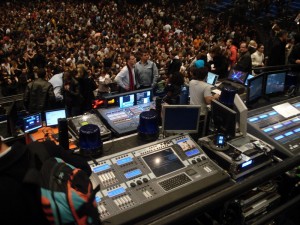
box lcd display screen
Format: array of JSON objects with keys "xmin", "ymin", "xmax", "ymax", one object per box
[{"xmin": 142, "ymin": 148, "xmax": 185, "ymax": 177}]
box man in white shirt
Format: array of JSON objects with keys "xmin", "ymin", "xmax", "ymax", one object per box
[{"xmin": 115, "ymin": 53, "xmax": 136, "ymax": 92}]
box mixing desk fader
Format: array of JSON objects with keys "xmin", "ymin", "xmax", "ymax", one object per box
[{"xmin": 88, "ymin": 134, "xmax": 231, "ymax": 224}]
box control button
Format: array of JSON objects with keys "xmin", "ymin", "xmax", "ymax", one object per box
[
  {"xmin": 142, "ymin": 178, "xmax": 149, "ymax": 183},
  {"xmin": 191, "ymin": 160, "xmax": 197, "ymax": 164},
  {"xmin": 130, "ymin": 182, "xmax": 136, "ymax": 188},
  {"xmin": 196, "ymin": 158, "xmax": 202, "ymax": 162},
  {"xmin": 201, "ymin": 156, "xmax": 207, "ymax": 160},
  {"xmin": 136, "ymin": 180, "xmax": 143, "ymax": 185},
  {"xmin": 186, "ymin": 169, "xmax": 197, "ymax": 176}
]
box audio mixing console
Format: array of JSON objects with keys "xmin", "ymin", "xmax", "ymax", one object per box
[
  {"xmin": 97, "ymin": 102, "xmax": 153, "ymax": 136},
  {"xmin": 247, "ymin": 96, "xmax": 300, "ymax": 156},
  {"xmin": 88, "ymin": 134, "xmax": 230, "ymax": 224},
  {"xmin": 68, "ymin": 113, "xmax": 111, "ymax": 140}
]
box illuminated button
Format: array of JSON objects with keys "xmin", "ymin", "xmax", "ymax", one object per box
[
  {"xmin": 273, "ymin": 124, "xmax": 283, "ymax": 129},
  {"xmin": 269, "ymin": 111, "xmax": 277, "ymax": 116},
  {"xmin": 284, "ymin": 131, "xmax": 294, "ymax": 136},
  {"xmin": 130, "ymin": 182, "xmax": 136, "ymax": 188},
  {"xmin": 136, "ymin": 180, "xmax": 143, "ymax": 185},
  {"xmin": 274, "ymin": 135, "xmax": 284, "ymax": 141},
  {"xmin": 249, "ymin": 117, "xmax": 258, "ymax": 122},
  {"xmin": 191, "ymin": 160, "xmax": 197, "ymax": 164},
  {"xmin": 259, "ymin": 114, "xmax": 268, "ymax": 119},
  {"xmin": 142, "ymin": 178, "xmax": 149, "ymax": 183},
  {"xmin": 263, "ymin": 127, "xmax": 273, "ymax": 133}
]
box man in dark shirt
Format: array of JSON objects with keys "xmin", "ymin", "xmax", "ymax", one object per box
[
  {"xmin": 268, "ymin": 30, "xmax": 288, "ymax": 66},
  {"xmin": 234, "ymin": 42, "xmax": 252, "ymax": 74}
]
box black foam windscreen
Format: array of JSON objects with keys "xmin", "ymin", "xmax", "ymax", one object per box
[{"xmin": 58, "ymin": 118, "xmax": 69, "ymax": 150}]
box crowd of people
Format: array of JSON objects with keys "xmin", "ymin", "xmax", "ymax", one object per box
[{"xmin": 0, "ymin": 0, "xmax": 299, "ymax": 114}]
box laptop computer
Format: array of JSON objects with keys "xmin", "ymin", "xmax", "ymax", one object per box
[{"xmin": 206, "ymin": 72, "xmax": 219, "ymax": 86}]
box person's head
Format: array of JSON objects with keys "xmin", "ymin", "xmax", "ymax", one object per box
[
  {"xmin": 38, "ymin": 68, "xmax": 46, "ymax": 78},
  {"xmin": 248, "ymin": 40, "xmax": 257, "ymax": 49},
  {"xmin": 293, "ymin": 33, "xmax": 300, "ymax": 45},
  {"xmin": 277, "ymin": 30, "xmax": 288, "ymax": 42},
  {"xmin": 140, "ymin": 49, "xmax": 149, "ymax": 63},
  {"xmin": 257, "ymin": 44, "xmax": 264, "ymax": 53},
  {"xmin": 226, "ymin": 39, "xmax": 233, "ymax": 47},
  {"xmin": 192, "ymin": 67, "xmax": 208, "ymax": 80},
  {"xmin": 239, "ymin": 42, "xmax": 248, "ymax": 53},
  {"xmin": 124, "ymin": 53, "xmax": 136, "ymax": 67}
]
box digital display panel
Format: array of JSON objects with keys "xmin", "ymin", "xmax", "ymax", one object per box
[
  {"xmin": 116, "ymin": 157, "xmax": 133, "ymax": 166},
  {"xmin": 81, "ymin": 121, "xmax": 89, "ymax": 126},
  {"xmin": 107, "ymin": 187, "xmax": 126, "ymax": 198},
  {"xmin": 185, "ymin": 149, "xmax": 200, "ymax": 157},
  {"xmin": 285, "ymin": 131, "xmax": 294, "ymax": 136},
  {"xmin": 124, "ymin": 169, "xmax": 142, "ymax": 179},
  {"xmin": 45, "ymin": 109, "xmax": 66, "ymax": 127},
  {"xmin": 242, "ymin": 160, "xmax": 253, "ymax": 168},
  {"xmin": 142, "ymin": 148, "xmax": 185, "ymax": 177},
  {"xmin": 206, "ymin": 72, "xmax": 219, "ymax": 85},
  {"xmin": 228, "ymin": 69, "xmax": 248, "ymax": 84},
  {"xmin": 136, "ymin": 90, "xmax": 151, "ymax": 105},
  {"xmin": 92, "ymin": 164, "xmax": 110, "ymax": 173},
  {"xmin": 244, "ymin": 74, "xmax": 254, "ymax": 86},
  {"xmin": 119, "ymin": 94, "xmax": 134, "ymax": 108},
  {"xmin": 265, "ymin": 72, "xmax": 286, "ymax": 95},
  {"xmin": 23, "ymin": 112, "xmax": 42, "ymax": 133},
  {"xmin": 95, "ymin": 196, "xmax": 101, "ymax": 203},
  {"xmin": 248, "ymin": 75, "xmax": 263, "ymax": 103},
  {"xmin": 162, "ymin": 105, "xmax": 201, "ymax": 134}
]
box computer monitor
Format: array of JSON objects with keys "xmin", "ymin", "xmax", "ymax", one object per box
[
  {"xmin": 162, "ymin": 105, "xmax": 201, "ymax": 134},
  {"xmin": 211, "ymin": 100, "xmax": 237, "ymax": 139},
  {"xmin": 265, "ymin": 71, "xmax": 286, "ymax": 96},
  {"xmin": 206, "ymin": 72, "xmax": 219, "ymax": 86},
  {"xmin": 23, "ymin": 112, "xmax": 43, "ymax": 133},
  {"xmin": 228, "ymin": 69, "xmax": 248, "ymax": 84},
  {"xmin": 136, "ymin": 90, "xmax": 152, "ymax": 105},
  {"xmin": 119, "ymin": 94, "xmax": 135, "ymax": 108},
  {"xmin": 247, "ymin": 74, "xmax": 264, "ymax": 104},
  {"xmin": 45, "ymin": 108, "xmax": 67, "ymax": 127},
  {"xmin": 244, "ymin": 74, "xmax": 254, "ymax": 86},
  {"xmin": 233, "ymin": 94, "xmax": 248, "ymax": 137}
]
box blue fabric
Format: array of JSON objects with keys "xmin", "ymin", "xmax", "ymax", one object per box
[{"xmin": 195, "ymin": 60, "xmax": 204, "ymax": 68}]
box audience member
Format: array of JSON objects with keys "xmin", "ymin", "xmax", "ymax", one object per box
[
  {"xmin": 135, "ymin": 49, "xmax": 159, "ymax": 89},
  {"xmin": 23, "ymin": 68, "xmax": 55, "ymax": 113}
]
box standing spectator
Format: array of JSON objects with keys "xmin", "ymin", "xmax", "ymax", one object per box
[
  {"xmin": 135, "ymin": 49, "xmax": 159, "ymax": 89},
  {"xmin": 23, "ymin": 68, "xmax": 55, "ymax": 113},
  {"xmin": 97, "ymin": 69, "xmax": 112, "ymax": 98},
  {"xmin": 234, "ymin": 42, "xmax": 252, "ymax": 74},
  {"xmin": 163, "ymin": 71, "xmax": 184, "ymax": 105},
  {"xmin": 288, "ymin": 33, "xmax": 300, "ymax": 65},
  {"xmin": 268, "ymin": 30, "xmax": 288, "ymax": 66},
  {"xmin": 63, "ymin": 70, "xmax": 82, "ymax": 117},
  {"xmin": 115, "ymin": 53, "xmax": 137, "ymax": 92},
  {"xmin": 167, "ymin": 51, "xmax": 182, "ymax": 76},
  {"xmin": 251, "ymin": 44, "xmax": 265, "ymax": 68},
  {"xmin": 226, "ymin": 39, "xmax": 238, "ymax": 66}
]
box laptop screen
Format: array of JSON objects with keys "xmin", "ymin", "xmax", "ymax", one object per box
[{"xmin": 206, "ymin": 72, "xmax": 219, "ymax": 85}]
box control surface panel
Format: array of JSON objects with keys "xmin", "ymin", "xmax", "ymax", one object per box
[
  {"xmin": 247, "ymin": 96, "xmax": 300, "ymax": 156},
  {"xmin": 89, "ymin": 135, "xmax": 230, "ymax": 224},
  {"xmin": 97, "ymin": 102, "xmax": 152, "ymax": 136},
  {"xmin": 68, "ymin": 113, "xmax": 111, "ymax": 140}
]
